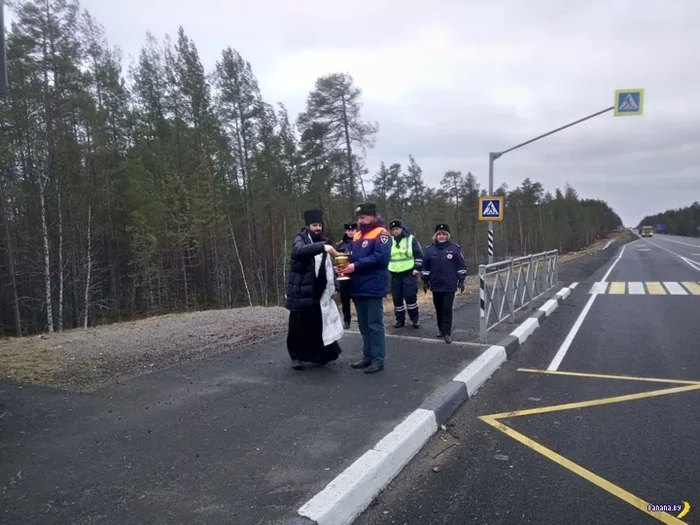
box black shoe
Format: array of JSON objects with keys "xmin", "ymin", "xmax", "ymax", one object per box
[
  {"xmin": 351, "ymin": 360, "xmax": 372, "ymax": 369},
  {"xmin": 343, "ymin": 321, "xmax": 351, "ymax": 329},
  {"xmin": 444, "ymin": 335, "xmax": 452, "ymax": 344},
  {"xmin": 412, "ymin": 321, "xmax": 420, "ymax": 329},
  {"xmin": 436, "ymin": 331, "xmax": 444, "ymax": 339},
  {"xmin": 394, "ymin": 321, "xmax": 405, "ymax": 329},
  {"xmin": 291, "ymin": 360, "xmax": 303, "ymax": 369},
  {"xmin": 364, "ymin": 364, "xmax": 384, "ymax": 374}
]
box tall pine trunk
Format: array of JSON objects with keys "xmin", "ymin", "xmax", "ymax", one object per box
[
  {"xmin": 1, "ymin": 184, "xmax": 22, "ymax": 336},
  {"xmin": 84, "ymin": 205, "xmax": 92, "ymax": 329},
  {"xmin": 40, "ymin": 178, "xmax": 54, "ymax": 333},
  {"xmin": 58, "ymin": 183, "xmax": 64, "ymax": 331}
]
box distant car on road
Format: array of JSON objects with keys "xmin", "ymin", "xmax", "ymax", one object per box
[{"xmin": 641, "ymin": 225, "xmax": 653, "ymax": 237}]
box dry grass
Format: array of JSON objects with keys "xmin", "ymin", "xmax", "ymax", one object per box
[
  {"xmin": 0, "ymin": 340, "xmax": 65, "ymax": 385},
  {"xmin": 1, "ymin": 232, "xmax": 629, "ymax": 390}
]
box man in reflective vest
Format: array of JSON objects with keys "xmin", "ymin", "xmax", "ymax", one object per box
[{"xmin": 388, "ymin": 219, "xmax": 423, "ymax": 328}]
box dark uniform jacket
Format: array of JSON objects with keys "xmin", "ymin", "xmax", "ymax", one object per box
[
  {"xmin": 347, "ymin": 222, "xmax": 392, "ymax": 298},
  {"xmin": 421, "ymin": 241, "xmax": 467, "ymax": 293},
  {"xmin": 285, "ymin": 229, "xmax": 335, "ymax": 310}
]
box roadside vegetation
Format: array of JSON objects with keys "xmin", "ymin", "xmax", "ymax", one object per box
[
  {"xmin": 636, "ymin": 202, "xmax": 700, "ymax": 236},
  {"xmin": 0, "ymin": 0, "xmax": 622, "ymax": 338}
]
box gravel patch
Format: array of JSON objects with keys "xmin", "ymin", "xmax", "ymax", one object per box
[
  {"xmin": 0, "ymin": 307, "xmax": 290, "ymax": 392},
  {"xmin": 1, "ymin": 234, "xmax": 630, "ymax": 393}
]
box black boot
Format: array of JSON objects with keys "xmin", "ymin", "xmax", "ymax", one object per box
[
  {"xmin": 351, "ymin": 360, "xmax": 371, "ymax": 369},
  {"xmin": 394, "ymin": 320, "xmax": 405, "ymax": 328},
  {"xmin": 436, "ymin": 331, "xmax": 444, "ymax": 338},
  {"xmin": 291, "ymin": 359, "xmax": 303, "ymax": 369},
  {"xmin": 364, "ymin": 363, "xmax": 384, "ymax": 374},
  {"xmin": 444, "ymin": 335, "xmax": 452, "ymax": 344}
]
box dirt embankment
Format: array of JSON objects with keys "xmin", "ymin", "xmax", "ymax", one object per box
[{"xmin": 0, "ymin": 232, "xmax": 631, "ymax": 392}]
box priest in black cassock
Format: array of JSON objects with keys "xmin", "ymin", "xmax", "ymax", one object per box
[{"xmin": 285, "ymin": 209, "xmax": 345, "ymax": 369}]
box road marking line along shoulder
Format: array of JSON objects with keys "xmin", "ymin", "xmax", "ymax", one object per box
[
  {"xmin": 547, "ymin": 243, "xmax": 629, "ymax": 371},
  {"xmin": 655, "ymin": 236, "xmax": 700, "ymax": 248},
  {"xmin": 643, "ymin": 238, "xmax": 700, "ymax": 273},
  {"xmin": 484, "ymin": 383, "xmax": 700, "ymax": 419},
  {"xmin": 517, "ymin": 367, "xmax": 700, "ymax": 385},
  {"xmin": 479, "ymin": 417, "xmax": 689, "ymax": 525}
]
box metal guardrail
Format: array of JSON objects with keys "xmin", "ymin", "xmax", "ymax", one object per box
[{"xmin": 479, "ymin": 250, "xmax": 558, "ymax": 343}]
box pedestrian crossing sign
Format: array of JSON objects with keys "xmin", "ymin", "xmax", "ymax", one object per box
[
  {"xmin": 614, "ymin": 88, "xmax": 644, "ymax": 117},
  {"xmin": 478, "ymin": 196, "xmax": 504, "ymax": 221}
]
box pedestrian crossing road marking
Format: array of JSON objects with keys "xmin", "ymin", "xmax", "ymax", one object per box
[
  {"xmin": 588, "ymin": 281, "xmax": 700, "ymax": 295},
  {"xmin": 480, "ymin": 369, "xmax": 700, "ymax": 524}
]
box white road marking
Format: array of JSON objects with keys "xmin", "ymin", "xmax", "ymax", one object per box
[
  {"xmin": 601, "ymin": 242, "xmax": 631, "ymax": 281},
  {"xmin": 643, "ymin": 239, "xmax": 700, "ymax": 273},
  {"xmin": 655, "ymin": 237, "xmax": 700, "ymax": 248},
  {"xmin": 664, "ymin": 281, "xmax": 688, "ymax": 295},
  {"xmin": 628, "ymin": 282, "xmax": 645, "ymax": 294},
  {"xmin": 548, "ymin": 243, "xmax": 629, "ymax": 371},
  {"xmin": 589, "ymin": 282, "xmax": 608, "ymax": 294},
  {"xmin": 547, "ymin": 293, "xmax": 597, "ymax": 371},
  {"xmin": 681, "ymin": 256, "xmax": 700, "ymax": 271},
  {"xmin": 344, "ymin": 330, "xmax": 488, "ymax": 348}
]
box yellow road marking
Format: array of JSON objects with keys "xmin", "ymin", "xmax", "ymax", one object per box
[
  {"xmin": 646, "ymin": 282, "xmax": 667, "ymax": 295},
  {"xmin": 517, "ymin": 368, "xmax": 700, "ymax": 385},
  {"xmin": 479, "ymin": 416, "xmax": 689, "ymax": 524},
  {"xmin": 681, "ymin": 281, "xmax": 700, "ymax": 295},
  {"xmin": 483, "ymin": 384, "xmax": 700, "ymax": 419},
  {"xmin": 608, "ymin": 281, "xmax": 626, "ymax": 294}
]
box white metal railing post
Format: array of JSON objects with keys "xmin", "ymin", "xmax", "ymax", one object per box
[{"xmin": 508, "ymin": 258, "xmax": 516, "ymax": 323}]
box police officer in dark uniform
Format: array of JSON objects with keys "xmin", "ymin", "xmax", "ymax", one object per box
[
  {"xmin": 388, "ymin": 219, "xmax": 423, "ymax": 329},
  {"xmin": 335, "ymin": 222, "xmax": 357, "ymax": 328},
  {"xmin": 421, "ymin": 223, "xmax": 467, "ymax": 344}
]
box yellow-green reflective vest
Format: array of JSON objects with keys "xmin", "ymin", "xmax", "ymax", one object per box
[{"xmin": 389, "ymin": 234, "xmax": 414, "ymax": 273}]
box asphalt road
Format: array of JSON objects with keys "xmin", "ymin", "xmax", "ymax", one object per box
[
  {"xmin": 356, "ymin": 236, "xmax": 700, "ymax": 525},
  {"xmin": 1, "ymin": 332, "xmax": 486, "ymax": 525},
  {"xmin": 645, "ymin": 234, "xmax": 700, "ymax": 267}
]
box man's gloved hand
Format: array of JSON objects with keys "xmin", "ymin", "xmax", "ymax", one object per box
[{"xmin": 458, "ymin": 280, "xmax": 465, "ymax": 293}]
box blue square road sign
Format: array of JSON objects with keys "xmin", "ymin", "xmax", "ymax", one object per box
[
  {"xmin": 614, "ymin": 88, "xmax": 644, "ymax": 116},
  {"xmin": 478, "ymin": 197, "xmax": 503, "ymax": 221}
]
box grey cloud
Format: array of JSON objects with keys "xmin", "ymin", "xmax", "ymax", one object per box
[{"xmin": 74, "ymin": 0, "xmax": 700, "ymax": 226}]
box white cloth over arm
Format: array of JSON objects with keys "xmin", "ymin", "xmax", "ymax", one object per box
[{"xmin": 315, "ymin": 252, "xmax": 344, "ymax": 346}]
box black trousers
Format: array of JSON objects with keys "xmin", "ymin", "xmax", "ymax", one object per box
[
  {"xmin": 390, "ymin": 270, "xmax": 419, "ymax": 324},
  {"xmin": 339, "ymin": 279, "xmax": 353, "ymax": 324},
  {"xmin": 432, "ymin": 291, "xmax": 456, "ymax": 336}
]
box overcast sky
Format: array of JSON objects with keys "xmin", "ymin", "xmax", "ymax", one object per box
[{"xmin": 17, "ymin": 0, "xmax": 700, "ymax": 226}]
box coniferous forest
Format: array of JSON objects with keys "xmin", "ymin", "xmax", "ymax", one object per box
[
  {"xmin": 637, "ymin": 203, "xmax": 700, "ymax": 236},
  {"xmin": 0, "ymin": 0, "xmax": 624, "ymax": 337}
]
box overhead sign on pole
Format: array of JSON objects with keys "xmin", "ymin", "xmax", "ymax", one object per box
[
  {"xmin": 614, "ymin": 88, "xmax": 644, "ymax": 117},
  {"xmin": 478, "ymin": 196, "xmax": 504, "ymax": 222}
]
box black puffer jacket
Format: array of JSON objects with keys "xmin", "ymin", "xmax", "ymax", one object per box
[{"xmin": 285, "ymin": 229, "xmax": 334, "ymax": 311}]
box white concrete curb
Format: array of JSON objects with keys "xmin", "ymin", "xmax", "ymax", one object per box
[{"xmin": 287, "ymin": 281, "xmax": 581, "ymax": 525}]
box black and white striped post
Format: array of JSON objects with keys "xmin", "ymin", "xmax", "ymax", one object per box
[{"xmin": 479, "ymin": 264, "xmax": 486, "ymax": 343}]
